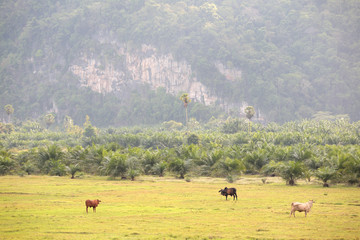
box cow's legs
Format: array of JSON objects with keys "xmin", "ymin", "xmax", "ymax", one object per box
[{"xmin": 86, "ymin": 206, "xmax": 88, "ymax": 213}]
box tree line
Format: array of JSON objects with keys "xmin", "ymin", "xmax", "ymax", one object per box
[{"xmin": 1, "ymin": 115, "xmax": 359, "ymax": 187}]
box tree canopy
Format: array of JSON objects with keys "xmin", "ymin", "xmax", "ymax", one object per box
[{"xmin": 0, "ymin": 0, "xmax": 359, "ymax": 126}]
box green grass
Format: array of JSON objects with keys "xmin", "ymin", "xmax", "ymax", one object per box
[{"xmin": 0, "ymin": 176, "xmax": 359, "ymax": 239}]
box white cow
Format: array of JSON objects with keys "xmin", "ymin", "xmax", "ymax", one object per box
[{"xmin": 290, "ymin": 200, "xmax": 314, "ymax": 217}]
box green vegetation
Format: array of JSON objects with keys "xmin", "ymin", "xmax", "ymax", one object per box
[
  {"xmin": 1, "ymin": 1, "xmax": 359, "ymax": 126},
  {"xmin": 1, "ymin": 116, "xmax": 360, "ymax": 187},
  {"xmin": 1, "ymin": 175, "xmax": 360, "ymax": 239}
]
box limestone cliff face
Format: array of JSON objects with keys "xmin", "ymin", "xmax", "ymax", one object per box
[
  {"xmin": 215, "ymin": 62, "xmax": 242, "ymax": 82},
  {"xmin": 70, "ymin": 43, "xmax": 241, "ymax": 106}
]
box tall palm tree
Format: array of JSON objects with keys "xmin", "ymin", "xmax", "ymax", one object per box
[
  {"xmin": 180, "ymin": 93, "xmax": 191, "ymax": 126},
  {"xmin": 4, "ymin": 104, "xmax": 14, "ymax": 123},
  {"xmin": 244, "ymin": 106, "xmax": 255, "ymax": 134}
]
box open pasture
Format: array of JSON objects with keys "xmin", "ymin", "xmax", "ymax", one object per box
[{"xmin": 0, "ymin": 176, "xmax": 359, "ymax": 240}]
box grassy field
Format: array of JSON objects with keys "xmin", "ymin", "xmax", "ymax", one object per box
[{"xmin": 0, "ymin": 175, "xmax": 359, "ymax": 240}]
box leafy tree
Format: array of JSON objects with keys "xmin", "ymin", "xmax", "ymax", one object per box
[{"xmin": 4, "ymin": 105, "xmax": 14, "ymax": 123}]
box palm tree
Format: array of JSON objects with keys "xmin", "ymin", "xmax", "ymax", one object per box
[
  {"xmin": 180, "ymin": 93, "xmax": 191, "ymax": 126},
  {"xmin": 104, "ymin": 151, "xmax": 127, "ymax": 179},
  {"xmin": 315, "ymin": 166, "xmax": 337, "ymax": 187},
  {"xmin": 168, "ymin": 158, "xmax": 190, "ymax": 179},
  {"xmin": 44, "ymin": 113, "xmax": 55, "ymax": 129},
  {"xmin": 126, "ymin": 156, "xmax": 141, "ymax": 181},
  {"xmin": 215, "ymin": 157, "xmax": 245, "ymax": 180},
  {"xmin": 244, "ymin": 106, "xmax": 255, "ymax": 134},
  {"xmin": 38, "ymin": 145, "xmax": 65, "ymax": 175},
  {"xmin": 278, "ymin": 161, "xmax": 305, "ymax": 186},
  {"xmin": 66, "ymin": 164, "xmax": 81, "ymax": 179},
  {"xmin": 4, "ymin": 104, "xmax": 14, "ymax": 123}
]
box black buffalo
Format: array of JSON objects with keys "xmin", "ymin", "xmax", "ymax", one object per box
[{"xmin": 219, "ymin": 187, "xmax": 237, "ymax": 200}]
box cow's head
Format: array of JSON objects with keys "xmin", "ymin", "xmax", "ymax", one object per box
[{"xmin": 218, "ymin": 189, "xmax": 227, "ymax": 196}]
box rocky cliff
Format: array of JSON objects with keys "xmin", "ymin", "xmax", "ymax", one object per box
[{"xmin": 70, "ymin": 43, "xmax": 242, "ymax": 107}]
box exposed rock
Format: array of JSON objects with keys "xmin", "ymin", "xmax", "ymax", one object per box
[
  {"xmin": 70, "ymin": 44, "xmax": 220, "ymax": 105},
  {"xmin": 215, "ymin": 62, "xmax": 242, "ymax": 82}
]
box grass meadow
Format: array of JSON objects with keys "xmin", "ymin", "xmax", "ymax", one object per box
[{"xmin": 0, "ymin": 175, "xmax": 359, "ymax": 240}]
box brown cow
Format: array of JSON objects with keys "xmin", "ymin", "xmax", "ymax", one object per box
[{"xmin": 85, "ymin": 199, "xmax": 101, "ymax": 213}]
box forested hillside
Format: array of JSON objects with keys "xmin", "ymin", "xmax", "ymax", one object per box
[{"xmin": 1, "ymin": 0, "xmax": 359, "ymax": 126}]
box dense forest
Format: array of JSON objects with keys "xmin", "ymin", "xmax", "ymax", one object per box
[{"xmin": 0, "ymin": 0, "xmax": 359, "ymax": 126}]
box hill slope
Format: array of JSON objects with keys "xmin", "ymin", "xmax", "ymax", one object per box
[{"xmin": 1, "ymin": 0, "xmax": 359, "ymax": 126}]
